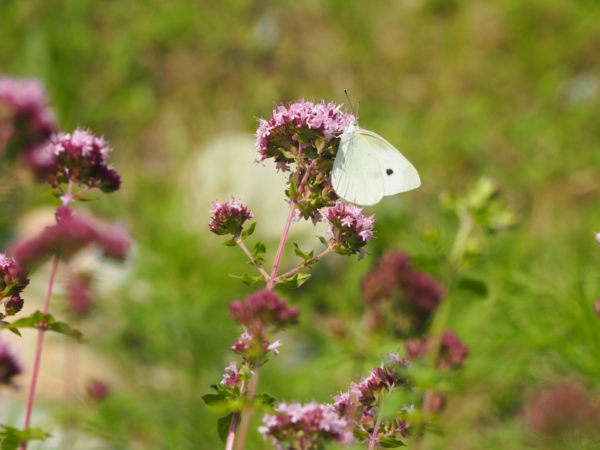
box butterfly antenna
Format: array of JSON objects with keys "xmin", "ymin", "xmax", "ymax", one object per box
[
  {"xmin": 344, "ymin": 90, "xmax": 356, "ymax": 115},
  {"xmin": 356, "ymin": 101, "xmax": 360, "ymax": 118}
]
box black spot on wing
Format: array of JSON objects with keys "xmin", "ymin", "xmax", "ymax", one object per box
[{"xmin": 386, "ymin": 168, "xmax": 394, "ymax": 176}]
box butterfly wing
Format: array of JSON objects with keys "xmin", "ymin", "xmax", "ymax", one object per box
[
  {"xmin": 355, "ymin": 129, "xmax": 421, "ymax": 196},
  {"xmin": 332, "ymin": 130, "xmax": 385, "ymax": 206}
]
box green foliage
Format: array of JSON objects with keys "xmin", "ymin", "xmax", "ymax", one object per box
[
  {"xmin": 249, "ymin": 240, "xmax": 267, "ymax": 265},
  {"xmin": 0, "ymin": 426, "xmax": 50, "ymax": 450},
  {"xmin": 280, "ymin": 272, "xmax": 312, "ymax": 289},
  {"xmin": 2, "ymin": 311, "xmax": 83, "ymax": 342},
  {"xmin": 229, "ymin": 273, "xmax": 265, "ymax": 286},
  {"xmin": 217, "ymin": 414, "xmax": 233, "ymax": 445},
  {"xmin": 240, "ymin": 223, "xmax": 256, "ymax": 241}
]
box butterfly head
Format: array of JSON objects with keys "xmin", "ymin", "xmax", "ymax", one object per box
[{"xmin": 342, "ymin": 120, "xmax": 359, "ymax": 137}]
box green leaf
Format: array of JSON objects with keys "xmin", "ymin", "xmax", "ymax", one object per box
[
  {"xmin": 0, "ymin": 425, "xmax": 50, "ymax": 449},
  {"xmin": 255, "ymin": 393, "xmax": 276, "ymax": 407},
  {"xmin": 315, "ymin": 137, "xmax": 325, "ymax": 154},
  {"xmin": 456, "ymin": 277, "xmax": 488, "ymax": 298},
  {"xmin": 293, "ymin": 243, "xmax": 313, "ymax": 263},
  {"xmin": 354, "ymin": 428, "xmax": 369, "ymax": 440},
  {"xmin": 201, "ymin": 392, "xmax": 229, "ymax": 406},
  {"xmin": 332, "ymin": 246, "xmax": 353, "ymax": 256},
  {"xmin": 280, "ymin": 273, "xmax": 311, "ymax": 289},
  {"xmin": 379, "ymin": 436, "xmax": 407, "ymax": 448},
  {"xmin": 280, "ymin": 149, "xmax": 295, "ymax": 160},
  {"xmin": 21, "ymin": 428, "xmax": 51, "ymax": 441},
  {"xmin": 317, "ymin": 236, "xmax": 329, "ymax": 247},
  {"xmin": 380, "ymin": 390, "xmax": 413, "ymax": 420},
  {"xmin": 240, "ymin": 223, "xmax": 256, "ymax": 241},
  {"xmin": 288, "ymin": 174, "xmax": 299, "ymax": 200},
  {"xmin": 75, "ymin": 196, "xmax": 99, "ymax": 202},
  {"xmin": 48, "ymin": 322, "xmax": 84, "ymax": 342},
  {"xmin": 0, "ymin": 322, "xmax": 21, "ymax": 337},
  {"xmin": 4, "ymin": 312, "xmax": 83, "ymax": 342},
  {"xmin": 1, "ymin": 436, "xmax": 19, "ymax": 450},
  {"xmin": 229, "ymin": 274, "xmax": 265, "ymax": 286},
  {"xmin": 424, "ymin": 422, "xmax": 444, "ymax": 436},
  {"xmin": 251, "ymin": 241, "xmax": 266, "ymax": 259},
  {"xmin": 217, "ymin": 413, "xmax": 233, "ymax": 445},
  {"xmin": 222, "ymin": 238, "xmax": 238, "ymax": 247}
]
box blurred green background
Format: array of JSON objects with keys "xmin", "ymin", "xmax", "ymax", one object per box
[{"xmin": 2, "ymin": 0, "xmax": 600, "ymax": 448}]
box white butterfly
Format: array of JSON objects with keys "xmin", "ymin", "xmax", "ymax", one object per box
[{"xmin": 331, "ymin": 120, "xmax": 421, "ymax": 206}]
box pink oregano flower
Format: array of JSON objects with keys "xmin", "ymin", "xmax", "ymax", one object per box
[
  {"xmin": 255, "ymin": 99, "xmax": 355, "ymax": 164},
  {"xmin": 208, "ymin": 198, "xmax": 254, "ymax": 236},
  {"xmin": 405, "ymin": 330, "xmax": 469, "ymax": 370},
  {"xmin": 28, "ymin": 128, "xmax": 121, "ymax": 193},
  {"xmin": 10, "ymin": 206, "xmax": 131, "ymax": 266},
  {"xmin": 0, "ymin": 254, "xmax": 29, "ymax": 317},
  {"xmin": 0, "ymin": 337, "xmax": 24, "ymax": 388},
  {"xmin": 259, "ymin": 401, "xmax": 354, "ymax": 449},
  {"xmin": 323, "ymin": 201, "xmax": 375, "ymax": 259},
  {"xmin": 255, "ymin": 99, "xmax": 355, "ymax": 220},
  {"xmin": 0, "ymin": 77, "xmax": 56, "ymax": 158}
]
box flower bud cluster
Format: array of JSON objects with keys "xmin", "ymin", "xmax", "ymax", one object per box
[
  {"xmin": 65, "ymin": 272, "xmax": 94, "ymax": 317},
  {"xmin": 86, "ymin": 378, "xmax": 110, "ymax": 401},
  {"xmin": 361, "ymin": 251, "xmax": 443, "ymax": 335},
  {"xmin": 0, "ymin": 337, "xmax": 24, "ymax": 387},
  {"xmin": 208, "ymin": 198, "xmax": 253, "ymax": 236},
  {"xmin": 333, "ymin": 352, "xmax": 412, "ymax": 443},
  {"xmin": 11, "ymin": 206, "xmax": 130, "ymax": 266},
  {"xmin": 405, "ymin": 330, "xmax": 469, "ymax": 370},
  {"xmin": 0, "ymin": 77, "xmax": 56, "ymax": 159},
  {"xmin": 230, "ymin": 289, "xmax": 299, "ymax": 330},
  {"xmin": 324, "ymin": 201, "xmax": 374, "ymax": 259},
  {"xmin": 521, "ymin": 383, "xmax": 600, "ymax": 436},
  {"xmin": 220, "ymin": 362, "xmax": 245, "ymax": 391},
  {"xmin": 255, "ymin": 99, "xmax": 355, "ymax": 220},
  {"xmin": 259, "ymin": 401, "xmax": 354, "ymax": 449},
  {"xmin": 0, "ymin": 254, "xmax": 29, "ymax": 317},
  {"xmin": 231, "ymin": 327, "xmax": 282, "ymax": 360},
  {"xmin": 27, "ymin": 128, "xmax": 121, "ymax": 193}
]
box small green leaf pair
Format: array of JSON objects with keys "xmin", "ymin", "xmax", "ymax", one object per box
[
  {"xmin": 2, "ymin": 311, "xmax": 84, "ymax": 342},
  {"xmin": 0, "ymin": 425, "xmax": 50, "ymax": 450}
]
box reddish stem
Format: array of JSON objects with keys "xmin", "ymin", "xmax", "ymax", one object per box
[
  {"xmin": 225, "ymin": 378, "xmax": 247, "ymax": 450},
  {"xmin": 21, "ymin": 255, "xmax": 59, "ymax": 449},
  {"xmin": 368, "ymin": 412, "xmax": 383, "ymax": 450},
  {"xmin": 233, "ymin": 371, "xmax": 260, "ymax": 450},
  {"xmin": 225, "ymin": 412, "xmax": 241, "ymax": 450},
  {"xmin": 267, "ymin": 162, "xmax": 315, "ymax": 289}
]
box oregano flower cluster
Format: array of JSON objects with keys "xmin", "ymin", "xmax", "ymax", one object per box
[
  {"xmin": 0, "ymin": 337, "xmax": 24, "ymax": 387},
  {"xmin": 323, "ymin": 201, "xmax": 375, "ymax": 259},
  {"xmin": 406, "ymin": 330, "xmax": 469, "ymax": 370},
  {"xmin": 209, "ymin": 199, "xmax": 254, "ymax": 236},
  {"xmin": 255, "ymin": 99, "xmax": 355, "ymax": 220},
  {"xmin": 11, "ymin": 206, "xmax": 130, "ymax": 266},
  {"xmin": 333, "ymin": 352, "xmax": 412, "ymax": 445},
  {"xmin": 0, "ymin": 77, "xmax": 56, "ymax": 159},
  {"xmin": 259, "ymin": 401, "xmax": 354, "ymax": 449},
  {"xmin": 361, "ymin": 251, "xmax": 444, "ymax": 335},
  {"xmin": 0, "ymin": 255, "xmax": 29, "ymax": 317},
  {"xmin": 28, "ymin": 128, "xmax": 121, "ymax": 195}
]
